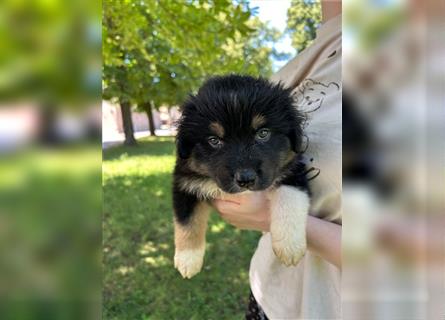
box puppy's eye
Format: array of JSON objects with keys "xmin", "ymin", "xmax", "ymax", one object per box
[
  {"xmin": 255, "ymin": 128, "xmax": 271, "ymax": 141},
  {"xmin": 207, "ymin": 136, "xmax": 222, "ymax": 147}
]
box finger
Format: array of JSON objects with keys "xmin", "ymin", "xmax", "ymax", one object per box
[
  {"xmin": 213, "ymin": 199, "xmax": 241, "ymax": 213},
  {"xmin": 217, "ymin": 193, "xmax": 245, "ymax": 203},
  {"xmin": 219, "ymin": 197, "xmax": 242, "ymax": 204}
]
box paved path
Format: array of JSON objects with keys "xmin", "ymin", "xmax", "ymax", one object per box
[{"xmin": 102, "ymin": 129, "xmax": 175, "ymax": 149}]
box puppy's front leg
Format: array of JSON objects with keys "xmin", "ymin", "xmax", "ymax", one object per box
[
  {"xmin": 173, "ymin": 190, "xmax": 210, "ymax": 279},
  {"xmin": 269, "ymin": 185, "xmax": 310, "ymax": 266}
]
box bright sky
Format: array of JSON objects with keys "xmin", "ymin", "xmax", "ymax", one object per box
[{"xmin": 249, "ymin": 0, "xmax": 296, "ymax": 71}]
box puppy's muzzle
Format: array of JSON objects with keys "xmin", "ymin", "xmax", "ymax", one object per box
[{"xmin": 234, "ymin": 169, "xmax": 257, "ymax": 188}]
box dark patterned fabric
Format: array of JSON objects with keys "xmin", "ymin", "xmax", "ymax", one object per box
[{"xmin": 245, "ymin": 290, "xmax": 269, "ymax": 320}]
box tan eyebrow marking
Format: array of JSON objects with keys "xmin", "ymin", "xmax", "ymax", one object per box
[
  {"xmin": 209, "ymin": 122, "xmax": 224, "ymax": 138},
  {"xmin": 251, "ymin": 114, "xmax": 266, "ymax": 130}
]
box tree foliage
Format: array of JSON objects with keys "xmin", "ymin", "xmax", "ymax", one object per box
[
  {"xmin": 102, "ymin": 0, "xmax": 276, "ymax": 110},
  {"xmin": 286, "ymin": 0, "xmax": 322, "ymax": 53},
  {"xmin": 0, "ymin": 0, "xmax": 101, "ymax": 106}
]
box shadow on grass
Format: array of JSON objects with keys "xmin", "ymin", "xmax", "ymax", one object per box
[
  {"xmin": 103, "ymin": 168, "xmax": 261, "ymax": 319},
  {"xmin": 103, "ymin": 137, "xmax": 176, "ymax": 161}
]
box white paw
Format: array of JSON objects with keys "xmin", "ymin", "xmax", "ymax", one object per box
[
  {"xmin": 269, "ymin": 186, "xmax": 309, "ymax": 267},
  {"xmin": 174, "ymin": 247, "xmax": 205, "ymax": 279},
  {"xmin": 272, "ymin": 234, "xmax": 306, "ymax": 266}
]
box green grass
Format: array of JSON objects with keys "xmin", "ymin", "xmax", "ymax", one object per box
[
  {"xmin": 103, "ymin": 137, "xmax": 261, "ymax": 319},
  {"xmin": 0, "ymin": 146, "xmax": 101, "ymax": 319}
]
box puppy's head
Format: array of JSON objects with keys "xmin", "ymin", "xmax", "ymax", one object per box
[{"xmin": 177, "ymin": 75, "xmax": 304, "ymax": 193}]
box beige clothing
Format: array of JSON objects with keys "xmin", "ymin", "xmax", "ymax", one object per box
[{"xmin": 250, "ymin": 15, "xmax": 342, "ymax": 319}]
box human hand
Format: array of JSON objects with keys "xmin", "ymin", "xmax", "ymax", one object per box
[{"xmin": 212, "ymin": 191, "xmax": 271, "ymax": 232}]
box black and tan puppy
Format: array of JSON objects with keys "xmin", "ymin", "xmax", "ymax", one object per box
[{"xmin": 173, "ymin": 75, "xmax": 310, "ymax": 278}]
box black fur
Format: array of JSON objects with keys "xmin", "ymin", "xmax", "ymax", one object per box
[{"xmin": 173, "ymin": 75, "xmax": 309, "ymax": 225}]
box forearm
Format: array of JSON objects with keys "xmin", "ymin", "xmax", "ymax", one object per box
[{"xmin": 306, "ymin": 215, "xmax": 342, "ymax": 269}]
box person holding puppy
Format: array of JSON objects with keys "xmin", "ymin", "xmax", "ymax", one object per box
[{"xmin": 213, "ymin": 2, "xmax": 342, "ymax": 319}]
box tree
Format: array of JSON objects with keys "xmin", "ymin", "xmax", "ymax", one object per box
[
  {"xmin": 102, "ymin": 62, "xmax": 138, "ymax": 145},
  {"xmin": 286, "ymin": 0, "xmax": 322, "ymax": 53},
  {"xmin": 120, "ymin": 101, "xmax": 137, "ymax": 145},
  {"xmin": 143, "ymin": 102, "xmax": 156, "ymax": 137},
  {"xmin": 103, "ymin": 0, "xmax": 277, "ymax": 142}
]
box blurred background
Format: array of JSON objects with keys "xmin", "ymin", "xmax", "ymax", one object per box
[
  {"xmin": 0, "ymin": 0, "xmax": 101, "ymax": 319},
  {"xmin": 343, "ymin": 0, "xmax": 445, "ymax": 319},
  {"xmin": 1, "ymin": 0, "xmax": 444, "ymax": 319}
]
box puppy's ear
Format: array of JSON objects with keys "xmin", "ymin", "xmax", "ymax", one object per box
[
  {"xmin": 176, "ymin": 137, "xmax": 193, "ymax": 159},
  {"xmin": 177, "ymin": 98, "xmax": 197, "ymax": 159},
  {"xmin": 288, "ymin": 127, "xmax": 303, "ymax": 153}
]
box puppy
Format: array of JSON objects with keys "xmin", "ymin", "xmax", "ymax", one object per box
[{"xmin": 172, "ymin": 75, "xmax": 310, "ymax": 278}]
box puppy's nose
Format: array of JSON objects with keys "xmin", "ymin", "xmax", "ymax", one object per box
[{"xmin": 235, "ymin": 169, "xmax": 257, "ymax": 188}]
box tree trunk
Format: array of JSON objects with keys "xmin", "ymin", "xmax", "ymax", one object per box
[
  {"xmin": 143, "ymin": 102, "xmax": 156, "ymax": 136},
  {"xmin": 120, "ymin": 101, "xmax": 137, "ymax": 146},
  {"xmin": 38, "ymin": 102, "xmax": 58, "ymax": 145}
]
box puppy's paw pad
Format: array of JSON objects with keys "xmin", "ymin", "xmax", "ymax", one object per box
[
  {"xmin": 272, "ymin": 238, "xmax": 306, "ymax": 266},
  {"xmin": 174, "ymin": 248, "xmax": 204, "ymax": 279}
]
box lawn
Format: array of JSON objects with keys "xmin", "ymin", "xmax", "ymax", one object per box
[
  {"xmin": 0, "ymin": 146, "xmax": 101, "ymax": 319},
  {"xmin": 103, "ymin": 137, "xmax": 261, "ymax": 319}
]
